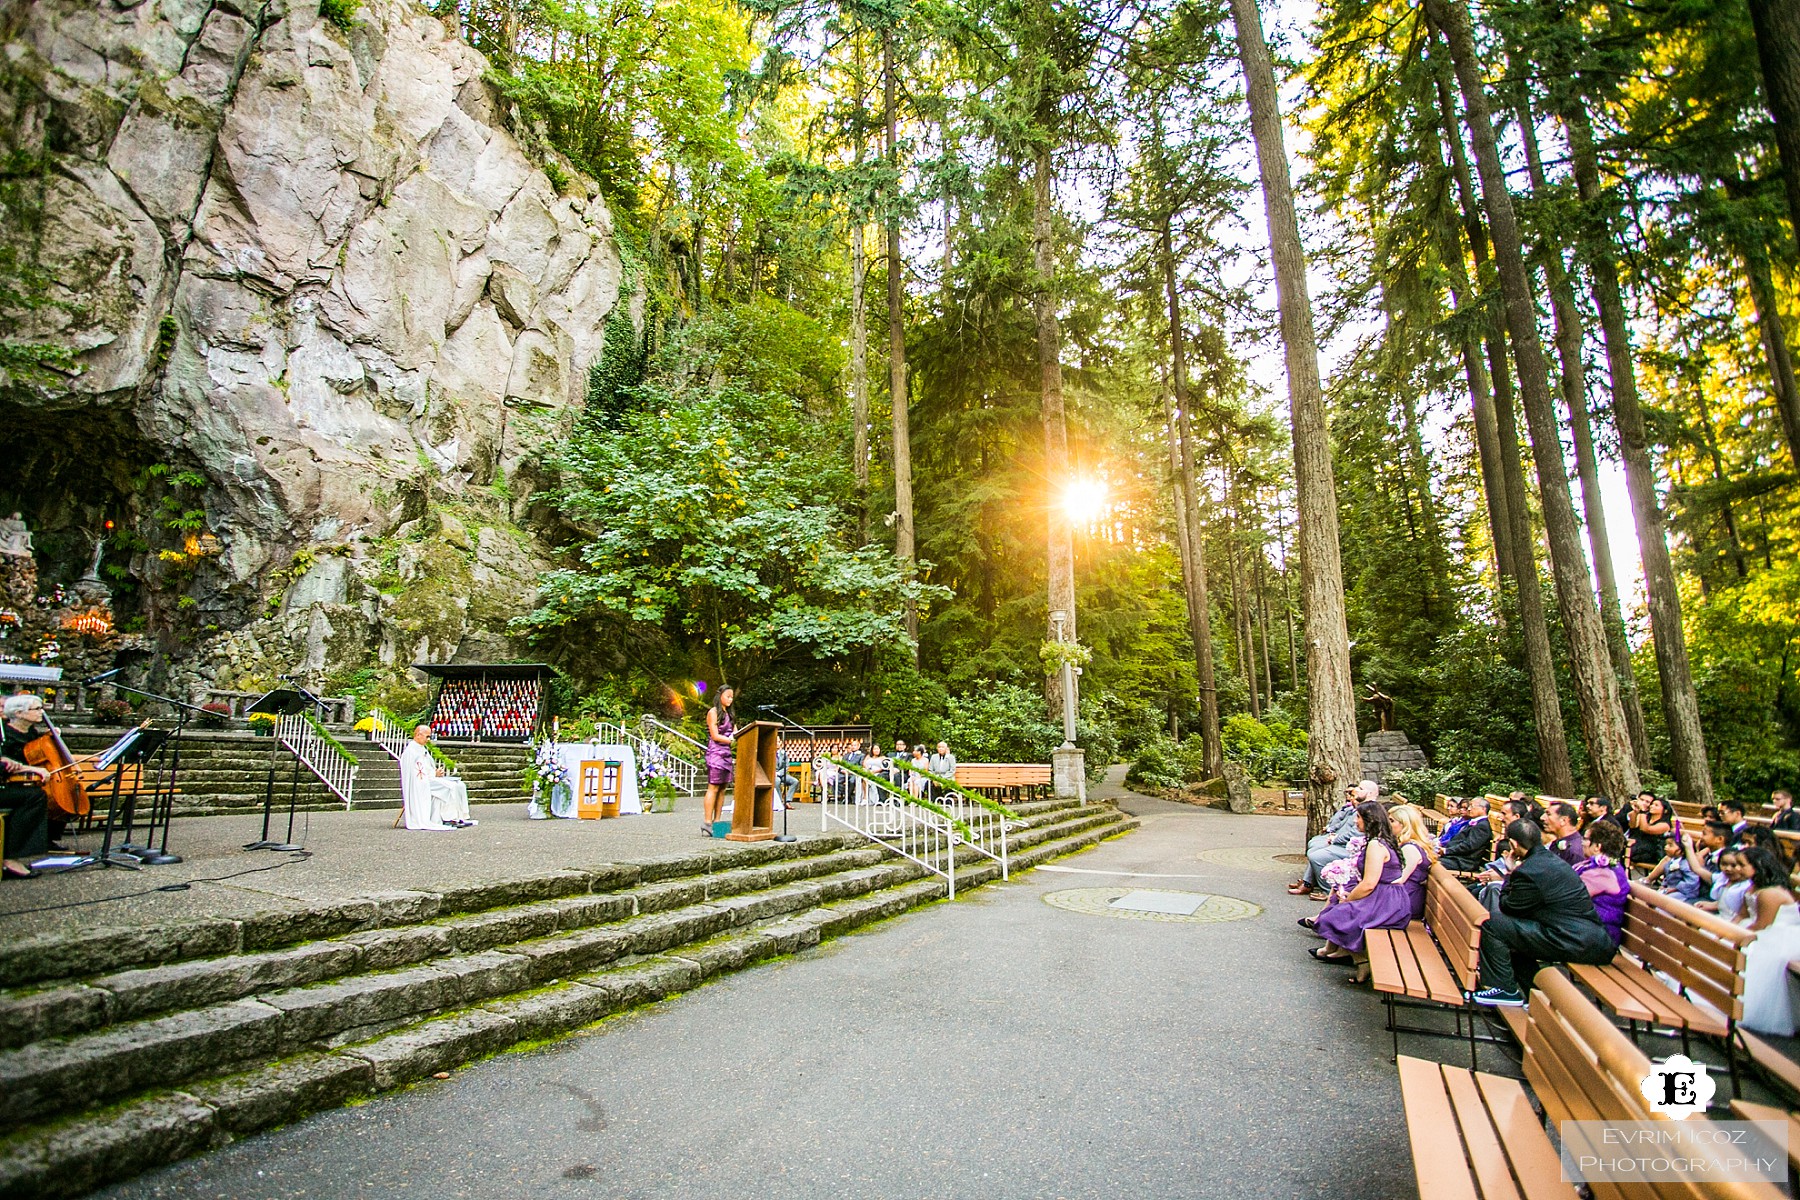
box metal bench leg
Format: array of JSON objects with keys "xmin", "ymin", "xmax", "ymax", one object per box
[
  {"xmin": 1387, "ymin": 992, "xmax": 1400, "ymax": 1062},
  {"xmin": 1468, "ymin": 1007, "xmax": 1479, "ymax": 1072},
  {"xmin": 1728, "ymin": 1021, "xmax": 1741, "ymax": 1099}
]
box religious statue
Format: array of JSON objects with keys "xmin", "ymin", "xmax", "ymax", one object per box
[
  {"xmin": 0, "ymin": 513, "xmax": 31, "ymax": 559},
  {"xmin": 1362, "ymin": 683, "xmax": 1396, "ymax": 733}
]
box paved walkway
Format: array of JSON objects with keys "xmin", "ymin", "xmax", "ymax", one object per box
[
  {"xmin": 101, "ymin": 774, "xmax": 1418, "ymax": 1200},
  {"xmin": 0, "ymin": 794, "xmax": 826, "ymax": 941}
]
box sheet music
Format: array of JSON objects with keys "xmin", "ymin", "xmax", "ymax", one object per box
[{"xmin": 93, "ymin": 727, "xmax": 144, "ymax": 771}]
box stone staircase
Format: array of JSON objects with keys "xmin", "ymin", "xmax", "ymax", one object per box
[
  {"xmin": 62, "ymin": 732, "xmax": 530, "ymax": 818},
  {"xmin": 0, "ymin": 795, "xmax": 1136, "ymax": 1198}
]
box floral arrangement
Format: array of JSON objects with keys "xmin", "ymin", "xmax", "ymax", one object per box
[
  {"xmin": 94, "ymin": 697, "xmax": 132, "ymax": 725},
  {"xmin": 198, "ymin": 701, "xmax": 232, "ymax": 729},
  {"xmin": 639, "ymin": 747, "xmax": 679, "ymax": 812},
  {"xmin": 525, "ymin": 736, "xmax": 570, "ymax": 818}
]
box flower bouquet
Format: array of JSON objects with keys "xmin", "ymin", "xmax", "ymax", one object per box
[
  {"xmin": 527, "ymin": 737, "xmax": 572, "ymax": 819},
  {"xmin": 639, "ymin": 750, "xmax": 678, "ymax": 813},
  {"xmin": 248, "ymin": 711, "xmax": 278, "ymax": 737}
]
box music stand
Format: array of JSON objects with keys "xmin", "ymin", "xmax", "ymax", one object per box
[
  {"xmin": 91, "ymin": 725, "xmax": 168, "ymax": 870},
  {"xmin": 246, "ymin": 688, "xmax": 308, "ymax": 851}
]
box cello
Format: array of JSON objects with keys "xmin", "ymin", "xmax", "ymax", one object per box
[{"xmin": 22, "ymin": 712, "xmax": 91, "ymax": 823}]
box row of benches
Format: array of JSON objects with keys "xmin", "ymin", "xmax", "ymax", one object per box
[{"xmin": 1370, "ymin": 863, "xmax": 1796, "ymax": 1196}]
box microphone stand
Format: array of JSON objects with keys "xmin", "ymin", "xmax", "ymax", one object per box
[
  {"xmin": 248, "ymin": 676, "xmax": 327, "ymax": 852},
  {"xmin": 106, "ymin": 683, "xmax": 203, "ymax": 865},
  {"xmin": 756, "ymin": 706, "xmax": 816, "ymax": 843}
]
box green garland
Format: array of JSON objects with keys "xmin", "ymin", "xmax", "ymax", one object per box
[
  {"xmin": 427, "ymin": 743, "xmax": 460, "ymax": 774},
  {"xmin": 300, "ymin": 711, "xmax": 358, "ymax": 765},
  {"xmin": 827, "ymin": 757, "xmax": 975, "ymax": 843}
]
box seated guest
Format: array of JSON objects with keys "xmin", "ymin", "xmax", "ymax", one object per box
[
  {"xmin": 1581, "ymin": 795, "xmax": 1624, "ymax": 835},
  {"xmin": 1742, "ymin": 826, "xmax": 1791, "ymax": 872},
  {"xmin": 0, "ymin": 694, "xmax": 52, "ymax": 879},
  {"xmin": 1389, "ymin": 804, "xmax": 1440, "ymax": 919},
  {"xmin": 1738, "ymin": 847, "xmax": 1795, "ymax": 933},
  {"xmin": 1647, "ymin": 835, "xmax": 1703, "ymax": 904},
  {"xmin": 1627, "ymin": 791, "xmax": 1673, "ymax": 869},
  {"xmin": 888, "ymin": 740, "xmax": 909, "ymax": 788},
  {"xmin": 400, "ymin": 724, "xmax": 475, "ymax": 830},
  {"xmin": 1470, "ymin": 819, "xmax": 1616, "ymax": 1007},
  {"xmin": 1309, "ymin": 800, "xmax": 1425, "ymax": 983},
  {"xmin": 1543, "ymin": 801, "xmax": 1585, "ymax": 867},
  {"xmin": 1702, "ymin": 848, "xmax": 1756, "ymax": 923},
  {"xmin": 1770, "ymin": 789, "xmax": 1800, "ymax": 834},
  {"xmin": 1438, "ymin": 796, "xmax": 1493, "ymax": 873},
  {"xmin": 1680, "ymin": 821, "xmax": 1733, "ymax": 906},
  {"xmin": 1720, "ymin": 799, "xmax": 1750, "ymax": 845},
  {"xmin": 1505, "ymin": 794, "xmax": 1545, "ymax": 827},
  {"xmin": 1290, "ymin": 781, "xmax": 1376, "ymax": 898},
  {"xmin": 1700, "ymin": 804, "xmax": 1722, "ymax": 825},
  {"xmin": 1574, "ymin": 820, "xmax": 1630, "ymax": 947},
  {"xmin": 928, "ymin": 741, "xmax": 957, "ymax": 797}
]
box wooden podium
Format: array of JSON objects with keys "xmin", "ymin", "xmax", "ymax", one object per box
[{"xmin": 726, "ymin": 720, "xmax": 780, "ymax": 842}]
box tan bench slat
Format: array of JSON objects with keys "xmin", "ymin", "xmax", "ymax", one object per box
[
  {"xmin": 1472, "ymin": 1070, "xmax": 1572, "ymax": 1200},
  {"xmin": 1366, "ymin": 929, "xmax": 1408, "ymax": 993},
  {"xmin": 1568, "ymin": 962, "xmax": 1659, "ymax": 1022},
  {"xmin": 1393, "ymin": 926, "xmax": 1433, "ymax": 1000},
  {"xmin": 1740, "ymin": 1028, "xmax": 1800, "ymax": 1099},
  {"xmin": 1442, "ymin": 1063, "xmax": 1526, "ymax": 1200},
  {"xmin": 1398, "ymin": 1056, "xmax": 1482, "ymax": 1200},
  {"xmin": 1624, "ymin": 921, "xmax": 1740, "ymax": 1011},
  {"xmin": 1494, "ymin": 1003, "xmax": 1528, "ymax": 1045},
  {"xmin": 1729, "ymin": 1100, "xmax": 1800, "ymax": 1174},
  {"xmin": 1607, "ymin": 958, "xmax": 1730, "ymax": 1035}
]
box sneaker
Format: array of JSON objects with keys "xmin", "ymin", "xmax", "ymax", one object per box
[{"xmin": 1469, "ymin": 987, "xmax": 1526, "ymax": 1007}]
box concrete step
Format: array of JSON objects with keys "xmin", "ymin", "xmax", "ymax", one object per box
[{"xmin": 0, "ymin": 801, "xmax": 1134, "ymax": 1197}]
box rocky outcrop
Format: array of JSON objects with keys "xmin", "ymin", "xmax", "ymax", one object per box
[
  {"xmin": 1361, "ymin": 729, "xmax": 1428, "ymax": 787},
  {"xmin": 0, "ymin": 0, "xmax": 622, "ymax": 690}
]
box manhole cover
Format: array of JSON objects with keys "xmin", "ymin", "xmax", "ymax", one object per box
[
  {"xmin": 1043, "ymin": 887, "xmax": 1262, "ymax": 924},
  {"xmin": 1196, "ymin": 846, "xmax": 1308, "ymax": 873}
]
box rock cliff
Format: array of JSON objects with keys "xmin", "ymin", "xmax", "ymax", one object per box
[{"xmin": 0, "ymin": 0, "xmax": 622, "ymax": 699}]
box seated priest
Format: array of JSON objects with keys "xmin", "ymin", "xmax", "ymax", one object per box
[{"xmin": 400, "ymin": 724, "xmax": 475, "ymax": 830}]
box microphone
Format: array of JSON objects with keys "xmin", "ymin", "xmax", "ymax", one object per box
[
  {"xmin": 758, "ymin": 704, "xmax": 776, "ymax": 712},
  {"xmin": 79, "ymin": 667, "xmax": 124, "ymax": 686}
]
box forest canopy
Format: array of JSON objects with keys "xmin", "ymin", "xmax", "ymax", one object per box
[{"xmin": 427, "ymin": 0, "xmax": 1800, "ymax": 804}]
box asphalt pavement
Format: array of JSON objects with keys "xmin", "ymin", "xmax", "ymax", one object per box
[{"xmin": 100, "ymin": 778, "xmax": 1421, "ymax": 1200}]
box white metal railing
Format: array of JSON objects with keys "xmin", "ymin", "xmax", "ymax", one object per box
[
  {"xmin": 821, "ymin": 759, "xmax": 1012, "ymax": 899},
  {"xmin": 594, "ymin": 720, "xmax": 703, "ymax": 796},
  {"xmin": 278, "ymin": 713, "xmax": 358, "ymax": 808},
  {"xmin": 636, "ymin": 716, "xmax": 709, "ymax": 795},
  {"xmin": 365, "ymin": 708, "xmax": 413, "ymax": 762}
]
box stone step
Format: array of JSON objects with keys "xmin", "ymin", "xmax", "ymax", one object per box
[{"xmin": 0, "ymin": 804, "xmax": 1135, "ymax": 1198}]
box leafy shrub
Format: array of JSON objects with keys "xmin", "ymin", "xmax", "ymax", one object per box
[
  {"xmin": 319, "ymin": 0, "xmax": 359, "ymax": 30},
  {"xmin": 93, "ymin": 698, "xmax": 132, "ymax": 725},
  {"xmin": 198, "ymin": 701, "xmax": 232, "ymax": 729},
  {"xmin": 1126, "ymin": 735, "xmax": 1185, "ymax": 790},
  {"xmin": 1221, "ymin": 713, "xmax": 1308, "ymax": 784},
  {"xmin": 938, "ymin": 682, "xmax": 1059, "ymax": 764}
]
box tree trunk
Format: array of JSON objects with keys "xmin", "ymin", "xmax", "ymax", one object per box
[
  {"xmin": 1559, "ymin": 103, "xmax": 1714, "ymax": 807},
  {"xmin": 1228, "ymin": 0, "xmax": 1361, "ymax": 831},
  {"xmin": 1162, "ymin": 222, "xmax": 1223, "ymax": 776},
  {"xmin": 1255, "ymin": 528, "xmax": 1276, "ymax": 699},
  {"xmin": 850, "ymin": 31, "xmax": 870, "ymax": 541},
  {"xmin": 1742, "ymin": 241, "xmax": 1800, "ymax": 474},
  {"xmin": 1278, "ymin": 502, "xmax": 1299, "ymax": 688},
  {"xmin": 1427, "ymin": 0, "xmax": 1638, "ymax": 803},
  {"xmin": 884, "ymin": 31, "xmax": 917, "ymax": 651},
  {"xmin": 1034, "ymin": 140, "xmax": 1077, "ymax": 721},
  {"xmin": 1426, "ymin": 32, "xmax": 1572, "ymax": 793},
  {"xmin": 1747, "ymin": 0, "xmax": 1800, "ymax": 253},
  {"xmin": 1516, "ymin": 99, "xmax": 1651, "ymax": 768}
]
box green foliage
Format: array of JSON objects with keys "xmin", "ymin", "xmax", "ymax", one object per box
[
  {"xmin": 1220, "ymin": 713, "xmax": 1308, "ymax": 784},
  {"xmin": 936, "ymin": 683, "xmax": 1060, "ymax": 764},
  {"xmin": 319, "ymin": 0, "xmax": 359, "ymax": 31}
]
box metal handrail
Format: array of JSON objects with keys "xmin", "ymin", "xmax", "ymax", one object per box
[
  {"xmin": 595, "ymin": 721, "xmax": 702, "ymax": 796},
  {"xmin": 638, "ymin": 715, "xmax": 707, "ymax": 761},
  {"xmin": 365, "ymin": 708, "xmax": 413, "ymax": 762},
  {"xmin": 278, "ymin": 713, "xmax": 358, "ymax": 808},
  {"xmin": 820, "ymin": 759, "xmax": 1011, "ymax": 898}
]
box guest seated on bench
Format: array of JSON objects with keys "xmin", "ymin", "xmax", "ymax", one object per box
[
  {"xmin": 1626, "ymin": 790, "xmax": 1673, "ymax": 869},
  {"xmin": 1288, "ymin": 781, "xmax": 1374, "ymax": 898},
  {"xmin": 1470, "ymin": 818, "xmax": 1615, "ymax": 1008},
  {"xmin": 1503, "ymin": 793, "xmax": 1543, "ymax": 827},
  {"xmin": 1436, "ymin": 796, "xmax": 1492, "ymax": 873},
  {"xmin": 1543, "ymin": 801, "xmax": 1585, "ymax": 867},
  {"xmin": 1573, "ymin": 819, "xmax": 1629, "ymax": 947},
  {"xmin": 1742, "ymin": 825, "xmax": 1792, "ymax": 872},
  {"xmin": 1739, "ymin": 846, "xmax": 1800, "ymax": 1035},
  {"xmin": 1306, "ymin": 800, "xmax": 1429, "ymax": 984},
  {"xmin": 1646, "ymin": 834, "xmax": 1703, "ymax": 904},
  {"xmin": 1701, "ymin": 847, "xmax": 1757, "ymax": 922}
]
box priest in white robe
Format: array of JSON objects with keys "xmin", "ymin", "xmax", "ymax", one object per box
[{"xmin": 400, "ymin": 725, "xmax": 475, "ymax": 830}]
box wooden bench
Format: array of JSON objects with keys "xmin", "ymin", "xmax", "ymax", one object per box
[
  {"xmin": 1729, "ymin": 1099, "xmax": 1800, "ymax": 1176},
  {"xmin": 1566, "ymin": 883, "xmax": 1750, "ymax": 1088},
  {"xmin": 954, "ymin": 764, "xmax": 1052, "ymax": 804},
  {"xmin": 1397, "ymin": 1054, "xmax": 1572, "ymax": 1200},
  {"xmin": 1367, "ymin": 861, "xmax": 1493, "ymax": 1067},
  {"xmin": 1523, "ymin": 969, "xmax": 1786, "ymax": 1200}
]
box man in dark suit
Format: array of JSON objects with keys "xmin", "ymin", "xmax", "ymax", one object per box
[
  {"xmin": 1470, "ymin": 819, "xmax": 1616, "ymax": 1007},
  {"xmin": 1438, "ymin": 796, "xmax": 1493, "ymax": 873},
  {"xmin": 1771, "ymin": 790, "xmax": 1800, "ymax": 834}
]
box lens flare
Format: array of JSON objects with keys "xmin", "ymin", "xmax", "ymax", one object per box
[{"xmin": 1062, "ymin": 478, "xmax": 1109, "ymax": 525}]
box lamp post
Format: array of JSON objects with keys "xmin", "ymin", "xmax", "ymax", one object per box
[{"xmin": 1049, "ymin": 609, "xmax": 1077, "ymax": 750}]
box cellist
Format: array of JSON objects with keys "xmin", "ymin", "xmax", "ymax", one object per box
[{"xmin": 0, "ymin": 694, "xmax": 50, "ymax": 879}]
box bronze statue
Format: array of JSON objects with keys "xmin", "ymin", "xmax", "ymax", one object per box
[{"xmin": 1362, "ymin": 683, "xmax": 1395, "ymax": 733}]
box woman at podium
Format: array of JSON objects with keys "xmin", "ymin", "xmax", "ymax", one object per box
[{"xmin": 702, "ymin": 687, "xmax": 736, "ymax": 836}]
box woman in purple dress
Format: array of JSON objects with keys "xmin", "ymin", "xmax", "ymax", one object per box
[
  {"xmin": 702, "ymin": 686, "xmax": 736, "ymax": 836},
  {"xmin": 1311, "ymin": 801, "xmax": 1423, "ymax": 982},
  {"xmin": 1574, "ymin": 819, "xmax": 1630, "ymax": 946}
]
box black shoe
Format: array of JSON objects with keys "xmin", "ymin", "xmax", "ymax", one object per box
[{"xmin": 1470, "ymin": 987, "xmax": 1526, "ymax": 1007}]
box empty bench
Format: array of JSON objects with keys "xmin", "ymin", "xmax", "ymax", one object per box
[{"xmin": 954, "ymin": 764, "xmax": 1052, "ymax": 804}]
